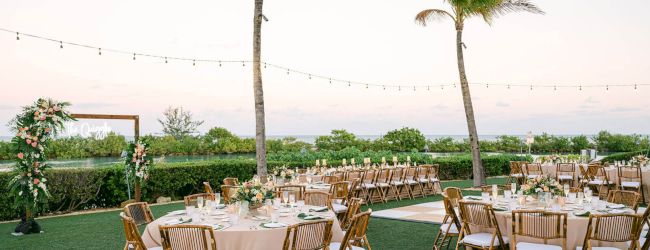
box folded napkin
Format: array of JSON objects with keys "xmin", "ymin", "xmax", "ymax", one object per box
[
  {"xmin": 606, "ymin": 204, "xmax": 625, "ymax": 209},
  {"xmin": 167, "ymin": 210, "xmax": 186, "ymax": 216},
  {"xmin": 298, "ymin": 213, "xmax": 324, "ymax": 220},
  {"xmin": 492, "ymin": 206, "xmax": 508, "ymax": 211},
  {"xmin": 309, "ymin": 206, "xmax": 329, "ymax": 212},
  {"xmin": 466, "ymin": 196, "xmax": 482, "ymax": 200},
  {"xmin": 610, "ymin": 209, "xmax": 627, "ymax": 214},
  {"xmin": 574, "ymin": 211, "xmax": 590, "ymax": 217},
  {"xmin": 164, "ymin": 217, "xmax": 191, "ymax": 225}
]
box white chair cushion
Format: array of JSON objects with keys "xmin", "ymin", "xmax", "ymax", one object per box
[
  {"xmin": 430, "ymin": 177, "xmax": 440, "ymax": 182},
  {"xmin": 460, "ymin": 233, "xmax": 509, "ymax": 247},
  {"xmin": 377, "ymin": 182, "xmax": 390, "ymax": 187},
  {"xmin": 406, "ymin": 180, "xmax": 418, "ymax": 185},
  {"xmin": 362, "ymin": 183, "xmax": 376, "ymax": 189},
  {"xmin": 391, "ymin": 181, "xmax": 404, "ymax": 185},
  {"xmin": 558, "ymin": 175, "xmax": 574, "ymax": 180},
  {"xmin": 332, "ymin": 203, "xmax": 348, "ymax": 213},
  {"xmin": 622, "ymin": 181, "xmax": 641, "ymax": 188},
  {"xmin": 440, "ymin": 223, "xmax": 459, "ymax": 234},
  {"xmin": 589, "ymin": 180, "xmax": 610, "ymax": 185},
  {"xmin": 419, "ymin": 178, "xmax": 430, "ymax": 183},
  {"xmin": 511, "ymin": 173, "xmax": 524, "ymax": 177},
  {"xmin": 576, "ymin": 247, "xmax": 621, "ymax": 250},
  {"xmin": 527, "ymin": 175, "xmax": 539, "ymax": 179},
  {"xmin": 517, "ymin": 242, "xmax": 562, "ymax": 250},
  {"xmin": 329, "ymin": 242, "xmax": 364, "ymax": 250}
]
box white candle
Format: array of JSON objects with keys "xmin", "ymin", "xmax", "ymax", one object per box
[
  {"xmin": 342, "ymin": 159, "xmax": 347, "ymax": 166},
  {"xmin": 351, "ymin": 158, "xmax": 355, "ymax": 165},
  {"xmin": 315, "ymin": 159, "xmax": 320, "ymax": 166},
  {"xmin": 392, "ymin": 156, "xmax": 398, "ymax": 162},
  {"xmin": 381, "ymin": 157, "xmax": 386, "ymax": 163},
  {"xmin": 407, "ymin": 156, "xmax": 411, "ymax": 162}
]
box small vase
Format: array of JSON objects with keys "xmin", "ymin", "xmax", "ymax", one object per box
[{"xmin": 239, "ymin": 201, "xmax": 250, "ymax": 216}]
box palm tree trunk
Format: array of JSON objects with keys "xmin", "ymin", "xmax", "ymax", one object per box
[
  {"xmin": 455, "ymin": 25, "xmax": 485, "ymax": 187},
  {"xmin": 253, "ymin": 0, "xmax": 268, "ymax": 176}
]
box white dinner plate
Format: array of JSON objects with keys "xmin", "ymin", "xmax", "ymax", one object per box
[
  {"xmin": 167, "ymin": 210, "xmax": 185, "ymax": 216},
  {"xmin": 262, "ymin": 222, "xmax": 288, "ymax": 228}
]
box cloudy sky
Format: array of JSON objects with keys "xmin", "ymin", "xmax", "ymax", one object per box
[{"xmin": 0, "ymin": 0, "xmax": 648, "ymax": 137}]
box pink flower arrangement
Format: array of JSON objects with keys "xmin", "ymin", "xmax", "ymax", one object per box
[
  {"xmin": 33, "ymin": 178, "xmax": 40, "ymax": 185},
  {"xmin": 17, "ymin": 152, "xmax": 24, "ymax": 159},
  {"xmin": 31, "ymin": 142, "xmax": 38, "ymax": 147}
]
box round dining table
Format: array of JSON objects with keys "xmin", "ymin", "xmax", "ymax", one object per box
[
  {"xmin": 540, "ymin": 164, "xmax": 650, "ymax": 201},
  {"xmin": 142, "ymin": 204, "xmax": 345, "ymax": 250},
  {"xmin": 462, "ymin": 196, "xmax": 640, "ymax": 250}
]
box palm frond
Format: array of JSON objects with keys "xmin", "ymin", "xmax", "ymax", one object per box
[
  {"xmin": 415, "ymin": 9, "xmax": 455, "ymax": 26},
  {"xmin": 493, "ymin": 0, "xmax": 545, "ymax": 16}
]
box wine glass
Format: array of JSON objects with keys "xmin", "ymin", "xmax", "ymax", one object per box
[
  {"xmin": 289, "ymin": 193, "xmax": 296, "ymax": 207},
  {"xmin": 563, "ymin": 184, "xmax": 570, "ymax": 197},
  {"xmin": 197, "ymin": 197, "xmax": 204, "ymax": 209},
  {"xmin": 215, "ymin": 193, "xmax": 221, "ymax": 207},
  {"xmin": 282, "ymin": 191, "xmax": 289, "ymax": 205},
  {"xmin": 510, "ymin": 183, "xmax": 516, "ymax": 197}
]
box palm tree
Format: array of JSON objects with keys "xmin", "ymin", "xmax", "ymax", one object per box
[
  {"xmin": 415, "ymin": 0, "xmax": 543, "ymax": 186},
  {"xmin": 253, "ymin": 0, "xmax": 268, "ymax": 176}
]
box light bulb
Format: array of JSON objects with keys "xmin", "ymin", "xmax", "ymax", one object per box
[
  {"xmin": 16, "ymin": 32, "xmax": 19, "ymax": 40},
  {"xmin": 193, "ymin": 60, "xmax": 196, "ymax": 66},
  {"xmin": 219, "ymin": 61, "xmax": 222, "ymax": 67},
  {"xmin": 98, "ymin": 48, "xmax": 102, "ymax": 55},
  {"xmin": 59, "ymin": 41, "xmax": 63, "ymax": 49},
  {"xmin": 133, "ymin": 53, "xmax": 136, "ymax": 60}
]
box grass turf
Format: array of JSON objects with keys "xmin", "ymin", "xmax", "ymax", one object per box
[{"xmin": 0, "ymin": 177, "xmax": 505, "ymax": 250}]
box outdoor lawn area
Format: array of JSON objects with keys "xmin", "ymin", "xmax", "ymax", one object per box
[{"xmin": 0, "ymin": 178, "xmax": 504, "ymax": 250}]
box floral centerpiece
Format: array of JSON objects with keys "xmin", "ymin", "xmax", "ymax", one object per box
[
  {"xmin": 630, "ymin": 155, "xmax": 649, "ymax": 166},
  {"xmin": 232, "ymin": 181, "xmax": 275, "ymax": 209},
  {"xmin": 9, "ymin": 98, "xmax": 75, "ymax": 234},
  {"xmin": 273, "ymin": 166, "xmax": 295, "ymax": 179},
  {"xmin": 124, "ymin": 140, "xmax": 153, "ymax": 202},
  {"xmin": 521, "ymin": 176, "xmax": 563, "ymax": 196}
]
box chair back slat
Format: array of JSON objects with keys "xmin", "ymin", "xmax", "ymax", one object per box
[
  {"xmin": 120, "ymin": 212, "xmax": 148, "ymax": 250},
  {"xmin": 585, "ymin": 213, "xmax": 643, "ymax": 244},
  {"xmin": 124, "ymin": 202, "xmax": 154, "ymax": 226},
  {"xmin": 159, "ymin": 225, "xmax": 217, "ymax": 250},
  {"xmin": 511, "ymin": 210, "xmax": 567, "ymax": 240},
  {"xmin": 304, "ymin": 191, "xmax": 331, "ymax": 208},
  {"xmin": 283, "ymin": 220, "xmax": 334, "ymax": 250},
  {"xmin": 607, "ymin": 190, "xmax": 641, "ymax": 211}
]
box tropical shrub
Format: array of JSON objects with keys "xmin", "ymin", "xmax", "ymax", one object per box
[{"xmin": 601, "ymin": 150, "xmax": 650, "ymax": 163}]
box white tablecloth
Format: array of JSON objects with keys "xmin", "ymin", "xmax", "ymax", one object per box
[{"xmin": 142, "ymin": 205, "xmax": 344, "ymax": 250}]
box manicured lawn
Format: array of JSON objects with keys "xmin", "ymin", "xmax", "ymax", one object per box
[{"xmin": 0, "ymin": 177, "xmax": 505, "ymax": 250}]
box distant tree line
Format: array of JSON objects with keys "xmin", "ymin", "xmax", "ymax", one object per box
[{"xmin": 0, "ymin": 128, "xmax": 647, "ymax": 160}]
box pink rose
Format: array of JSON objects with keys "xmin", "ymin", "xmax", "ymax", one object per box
[
  {"xmin": 45, "ymin": 128, "xmax": 52, "ymax": 133},
  {"xmin": 17, "ymin": 153, "xmax": 24, "ymax": 159},
  {"xmin": 34, "ymin": 111, "xmax": 39, "ymax": 116},
  {"xmin": 31, "ymin": 142, "xmax": 37, "ymax": 147},
  {"xmin": 26, "ymin": 139, "xmax": 32, "ymax": 144},
  {"xmin": 40, "ymin": 116, "xmax": 46, "ymax": 121},
  {"xmin": 33, "ymin": 178, "xmax": 40, "ymax": 185}
]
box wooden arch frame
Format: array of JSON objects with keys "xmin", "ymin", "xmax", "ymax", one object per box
[{"xmin": 70, "ymin": 113, "xmax": 142, "ymax": 201}]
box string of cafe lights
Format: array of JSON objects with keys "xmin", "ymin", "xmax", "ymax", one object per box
[{"xmin": 2, "ymin": 27, "xmax": 648, "ymax": 92}]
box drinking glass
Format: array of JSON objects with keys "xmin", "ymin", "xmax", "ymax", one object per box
[
  {"xmin": 206, "ymin": 200, "xmax": 214, "ymax": 215},
  {"xmin": 282, "ymin": 191, "xmax": 289, "ymax": 205},
  {"xmin": 591, "ymin": 196, "xmax": 600, "ymax": 209},
  {"xmin": 273, "ymin": 197, "xmax": 282, "ymax": 208},
  {"xmin": 481, "ymin": 192, "xmax": 490, "ymax": 202},
  {"xmin": 270, "ymin": 212, "xmax": 279, "ymax": 223},
  {"xmin": 197, "ymin": 197, "xmax": 204, "ymax": 209},
  {"xmin": 584, "ymin": 190, "xmax": 592, "ymax": 203},
  {"xmin": 504, "ymin": 190, "xmax": 512, "ymax": 200},
  {"xmin": 568, "ymin": 192, "xmax": 577, "ymax": 203},
  {"xmin": 215, "ymin": 193, "xmax": 221, "ymax": 206},
  {"xmin": 563, "ymin": 184, "xmax": 570, "ymax": 197},
  {"xmin": 510, "ymin": 183, "xmax": 516, "ymax": 196},
  {"xmin": 544, "ymin": 192, "xmax": 552, "ymax": 208},
  {"xmin": 185, "ymin": 205, "xmax": 194, "ymax": 216},
  {"xmin": 577, "ymin": 192, "xmax": 584, "ymax": 205},
  {"xmin": 289, "ymin": 193, "xmax": 296, "ymax": 206}
]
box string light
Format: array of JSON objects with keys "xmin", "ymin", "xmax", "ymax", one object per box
[
  {"xmin": 398, "ymin": 86, "xmax": 401, "ymax": 91},
  {"xmin": 427, "ymin": 86, "xmax": 430, "ymax": 91},
  {"xmin": 348, "ymin": 81, "xmax": 351, "ymax": 87},
  {"xmin": 1, "ymin": 27, "xmax": 647, "ymax": 93},
  {"xmin": 242, "ymin": 61, "xmax": 245, "ymax": 67}
]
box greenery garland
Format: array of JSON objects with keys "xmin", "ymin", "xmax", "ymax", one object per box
[{"xmin": 9, "ymin": 98, "xmax": 74, "ymax": 233}]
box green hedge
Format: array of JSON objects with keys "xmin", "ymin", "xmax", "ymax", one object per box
[
  {"xmin": 0, "ymin": 154, "xmax": 529, "ymax": 221},
  {"xmin": 601, "ymin": 150, "xmax": 650, "ymax": 163}
]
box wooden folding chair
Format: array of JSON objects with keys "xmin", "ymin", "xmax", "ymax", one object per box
[
  {"xmin": 618, "ymin": 165, "xmax": 645, "ymax": 204},
  {"xmin": 506, "ymin": 161, "xmax": 525, "ymax": 185},
  {"xmin": 304, "ymin": 191, "xmax": 332, "ymax": 210},
  {"xmin": 586, "ymin": 164, "xmax": 614, "ymax": 199},
  {"xmin": 511, "ymin": 210, "xmax": 567, "ymax": 250},
  {"xmin": 275, "ymin": 185, "xmax": 306, "ymax": 201},
  {"xmin": 556, "ymin": 163, "xmax": 576, "ymax": 187},
  {"xmin": 220, "ymin": 185, "xmax": 239, "ymax": 204},
  {"xmin": 183, "ymin": 193, "xmax": 215, "ymax": 207},
  {"xmin": 580, "ymin": 213, "xmax": 643, "ymax": 250},
  {"xmin": 120, "ymin": 212, "xmax": 155, "ymax": 250},
  {"xmin": 432, "ymin": 197, "xmax": 461, "ymax": 250},
  {"xmin": 329, "ymin": 210, "xmax": 372, "ymax": 250},
  {"xmin": 223, "ymin": 177, "xmax": 239, "ymax": 186},
  {"xmin": 282, "ymin": 220, "xmax": 334, "ymax": 250},
  {"xmin": 203, "ymin": 182, "xmax": 214, "ymax": 194},
  {"xmin": 419, "ymin": 165, "xmax": 436, "ymax": 196},
  {"xmin": 124, "ymin": 202, "xmax": 155, "ymax": 226},
  {"xmin": 159, "ymin": 224, "xmax": 216, "ymax": 250},
  {"xmin": 456, "ymin": 201, "xmax": 508, "ymax": 250},
  {"xmin": 525, "ymin": 163, "xmax": 542, "ymax": 179},
  {"xmin": 374, "ymin": 168, "xmax": 392, "ymax": 203},
  {"xmin": 386, "ymin": 168, "xmax": 404, "ymax": 201},
  {"xmin": 444, "ymin": 187, "xmax": 463, "ymax": 208},
  {"xmin": 607, "ymin": 189, "xmax": 641, "ymax": 212}
]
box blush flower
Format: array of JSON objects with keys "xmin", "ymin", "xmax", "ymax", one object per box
[{"xmin": 17, "ymin": 152, "xmax": 24, "ymax": 159}]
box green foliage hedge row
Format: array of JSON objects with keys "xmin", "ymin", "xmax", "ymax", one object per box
[
  {"xmin": 0, "ymin": 153, "xmax": 529, "ymax": 221},
  {"xmin": 601, "ymin": 150, "xmax": 650, "ymax": 163}
]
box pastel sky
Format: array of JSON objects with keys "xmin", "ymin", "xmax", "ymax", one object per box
[{"xmin": 0, "ymin": 0, "xmax": 649, "ymax": 137}]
